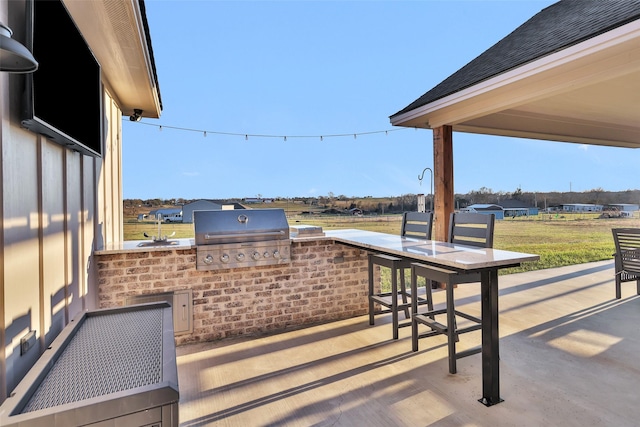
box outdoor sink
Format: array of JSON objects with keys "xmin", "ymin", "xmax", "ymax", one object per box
[{"xmin": 137, "ymin": 240, "xmax": 180, "ymax": 248}]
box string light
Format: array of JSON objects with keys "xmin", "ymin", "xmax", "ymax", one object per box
[{"xmin": 125, "ymin": 120, "xmax": 415, "ymax": 141}]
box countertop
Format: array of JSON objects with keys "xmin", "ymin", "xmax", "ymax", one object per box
[
  {"xmin": 94, "ymin": 234, "xmax": 331, "ymax": 255},
  {"xmin": 94, "ymin": 229, "xmax": 539, "ymax": 271},
  {"xmin": 325, "ymin": 229, "xmax": 539, "ymax": 271},
  {"xmin": 95, "ymin": 238, "xmax": 196, "ymax": 255}
]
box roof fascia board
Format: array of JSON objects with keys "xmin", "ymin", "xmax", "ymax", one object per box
[
  {"xmin": 128, "ymin": 0, "xmax": 162, "ymax": 116},
  {"xmin": 391, "ymin": 20, "xmax": 640, "ymax": 128}
]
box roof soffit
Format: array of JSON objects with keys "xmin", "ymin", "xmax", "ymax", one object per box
[{"xmin": 62, "ymin": 0, "xmax": 161, "ymax": 118}]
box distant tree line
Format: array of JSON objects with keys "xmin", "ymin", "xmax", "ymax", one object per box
[
  {"xmin": 458, "ymin": 187, "xmax": 640, "ymax": 211},
  {"xmin": 124, "ymin": 188, "xmax": 640, "ymax": 215}
]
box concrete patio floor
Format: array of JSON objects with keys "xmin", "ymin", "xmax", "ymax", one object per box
[{"xmin": 176, "ymin": 259, "xmax": 640, "ymax": 426}]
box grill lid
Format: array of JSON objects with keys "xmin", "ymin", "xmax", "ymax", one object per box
[{"xmin": 194, "ymin": 209, "xmax": 290, "ymax": 245}]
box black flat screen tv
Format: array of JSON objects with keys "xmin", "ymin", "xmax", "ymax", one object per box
[{"xmin": 22, "ymin": 0, "xmax": 103, "ymax": 157}]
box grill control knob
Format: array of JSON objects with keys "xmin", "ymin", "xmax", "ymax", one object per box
[
  {"xmin": 236, "ymin": 253, "xmax": 245, "ymax": 261},
  {"xmin": 252, "ymin": 251, "xmax": 261, "ymax": 260},
  {"xmin": 273, "ymin": 250, "xmax": 281, "ymax": 259},
  {"xmin": 203, "ymin": 254, "xmax": 214, "ymax": 265},
  {"xmin": 220, "ymin": 254, "xmax": 230, "ymax": 263},
  {"xmin": 263, "ymin": 251, "xmax": 271, "ymax": 258}
]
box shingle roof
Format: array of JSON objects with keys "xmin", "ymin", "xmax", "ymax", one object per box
[{"xmin": 391, "ymin": 0, "xmax": 640, "ymax": 119}]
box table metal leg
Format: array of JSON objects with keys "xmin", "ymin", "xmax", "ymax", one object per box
[
  {"xmin": 368, "ymin": 255, "xmax": 375, "ymax": 326},
  {"xmin": 391, "ymin": 269, "xmax": 399, "ymax": 340},
  {"xmin": 411, "ymin": 266, "xmax": 419, "ymax": 352},
  {"xmin": 446, "ymin": 280, "xmax": 457, "ymax": 374},
  {"xmin": 479, "ymin": 269, "xmax": 503, "ymax": 406}
]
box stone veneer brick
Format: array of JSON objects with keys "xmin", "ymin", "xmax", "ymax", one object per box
[{"xmin": 95, "ymin": 239, "xmax": 371, "ymax": 346}]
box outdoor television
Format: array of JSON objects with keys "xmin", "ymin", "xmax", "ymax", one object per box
[{"xmin": 22, "ymin": 0, "xmax": 103, "ymax": 157}]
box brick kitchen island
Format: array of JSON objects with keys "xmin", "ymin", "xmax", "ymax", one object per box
[{"xmin": 95, "ymin": 236, "xmax": 370, "ymax": 346}]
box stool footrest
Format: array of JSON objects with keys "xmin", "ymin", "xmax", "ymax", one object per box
[
  {"xmin": 456, "ymin": 311, "xmax": 481, "ymax": 324},
  {"xmin": 369, "ymin": 249, "xmax": 431, "ymax": 340},
  {"xmin": 413, "ymin": 314, "xmax": 447, "ymax": 333},
  {"xmin": 457, "ymin": 324, "xmax": 482, "ymax": 335},
  {"xmin": 456, "ymin": 346, "xmax": 482, "ymax": 360},
  {"xmin": 370, "ymin": 294, "xmax": 411, "ymax": 308}
]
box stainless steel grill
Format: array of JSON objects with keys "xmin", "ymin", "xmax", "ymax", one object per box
[{"xmin": 194, "ymin": 209, "xmax": 291, "ymax": 270}]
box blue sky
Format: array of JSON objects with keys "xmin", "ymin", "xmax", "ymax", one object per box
[{"xmin": 122, "ymin": 0, "xmax": 640, "ymax": 200}]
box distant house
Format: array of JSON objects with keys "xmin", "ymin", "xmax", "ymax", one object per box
[
  {"xmin": 499, "ymin": 199, "xmax": 539, "ymax": 217},
  {"xmin": 605, "ymin": 203, "xmax": 639, "ymax": 218},
  {"xmin": 607, "ymin": 203, "xmax": 639, "ymax": 212},
  {"xmin": 244, "ymin": 198, "xmax": 274, "ymax": 204},
  {"xmin": 461, "ymin": 204, "xmax": 505, "ymax": 219},
  {"xmin": 462, "ymin": 200, "xmax": 538, "ymax": 220},
  {"xmin": 181, "ymin": 200, "xmax": 246, "ymax": 223},
  {"xmin": 561, "ymin": 203, "xmax": 603, "ymax": 212},
  {"xmin": 182, "ymin": 200, "xmax": 222, "ymax": 223},
  {"xmin": 149, "ymin": 208, "xmax": 182, "ymax": 219}
]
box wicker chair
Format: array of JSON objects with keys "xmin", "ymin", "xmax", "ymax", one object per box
[
  {"xmin": 612, "ymin": 228, "xmax": 640, "ymax": 299},
  {"xmin": 368, "ymin": 211, "xmax": 433, "ymax": 339}
]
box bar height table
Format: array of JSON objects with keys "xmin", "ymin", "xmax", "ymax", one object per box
[{"xmin": 326, "ymin": 229, "xmax": 539, "ymax": 406}]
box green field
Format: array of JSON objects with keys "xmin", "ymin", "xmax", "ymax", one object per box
[
  {"xmin": 124, "ymin": 204, "xmax": 639, "ymax": 275},
  {"xmin": 289, "ymin": 214, "xmax": 634, "ymax": 274}
]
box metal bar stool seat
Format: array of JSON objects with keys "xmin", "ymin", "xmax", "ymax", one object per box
[
  {"xmin": 410, "ymin": 263, "xmax": 482, "ymax": 374},
  {"xmin": 368, "ymin": 254, "xmax": 413, "ymax": 339},
  {"xmin": 410, "ymin": 212, "xmax": 495, "ymax": 373},
  {"xmin": 368, "ymin": 211, "xmax": 433, "ymax": 339}
]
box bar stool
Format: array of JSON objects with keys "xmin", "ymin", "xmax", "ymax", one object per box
[
  {"xmin": 410, "ymin": 212, "xmax": 495, "ymax": 373},
  {"xmin": 368, "ymin": 211, "xmax": 433, "ymax": 339}
]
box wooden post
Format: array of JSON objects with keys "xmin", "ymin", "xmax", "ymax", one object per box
[{"xmin": 433, "ymin": 125, "xmax": 454, "ymax": 241}]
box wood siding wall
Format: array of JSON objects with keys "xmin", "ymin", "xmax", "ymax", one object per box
[{"xmin": 0, "ymin": 76, "xmax": 123, "ymax": 402}]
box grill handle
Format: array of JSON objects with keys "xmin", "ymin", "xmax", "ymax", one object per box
[{"xmin": 204, "ymin": 230, "xmax": 286, "ymax": 240}]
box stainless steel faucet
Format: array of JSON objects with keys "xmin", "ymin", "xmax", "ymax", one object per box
[{"xmin": 144, "ymin": 213, "xmax": 176, "ymax": 242}]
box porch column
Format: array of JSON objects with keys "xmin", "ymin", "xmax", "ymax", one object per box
[{"xmin": 433, "ymin": 125, "xmax": 454, "ymax": 241}]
